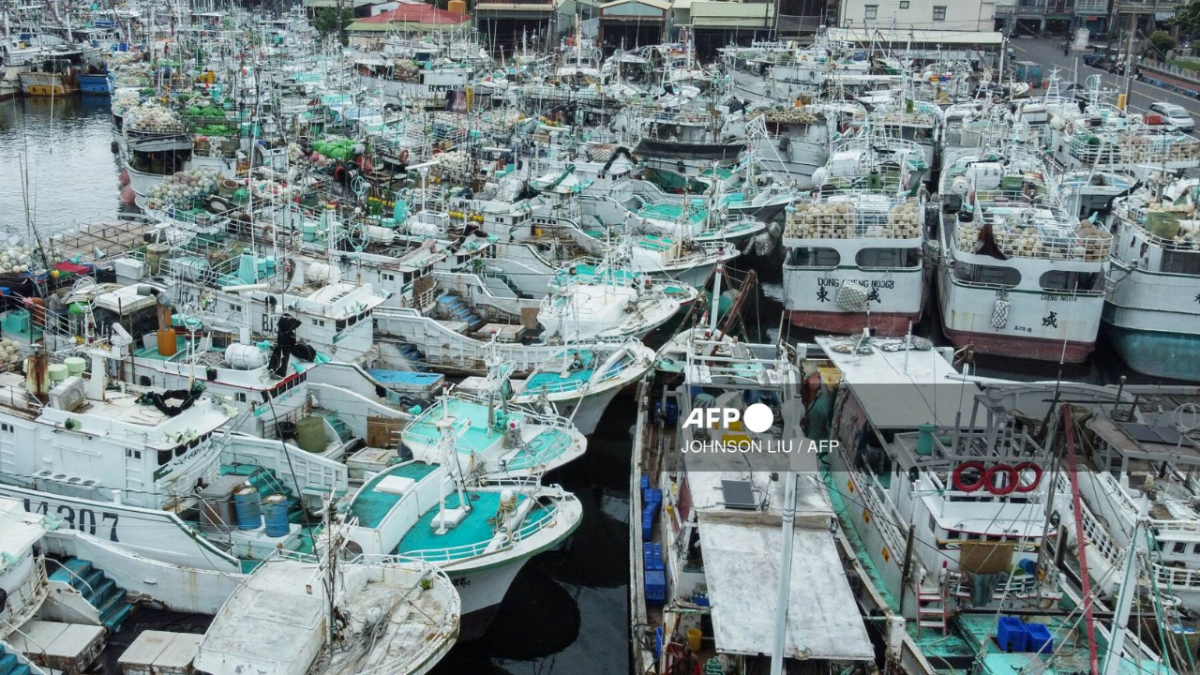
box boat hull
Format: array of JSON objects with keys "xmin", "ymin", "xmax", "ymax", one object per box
[
  {"xmin": 447, "ymin": 561, "xmax": 527, "ymax": 641},
  {"xmin": 941, "ymin": 325, "xmax": 1095, "ymax": 362},
  {"xmin": 1102, "ymin": 319, "xmax": 1200, "ymax": 382},
  {"xmin": 788, "ymin": 309, "xmax": 923, "ymax": 337}
]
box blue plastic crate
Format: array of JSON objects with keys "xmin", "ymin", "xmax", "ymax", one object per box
[
  {"xmin": 997, "ymin": 616, "xmax": 1029, "ymax": 652},
  {"xmin": 640, "ymin": 475, "xmax": 650, "ymax": 493},
  {"xmin": 645, "ymin": 488, "xmax": 663, "ymax": 507},
  {"xmin": 643, "ymin": 542, "xmax": 663, "ymax": 571},
  {"xmin": 642, "ymin": 512, "xmax": 654, "ymax": 540},
  {"xmin": 1025, "ymin": 623, "xmax": 1053, "ymax": 654},
  {"xmin": 645, "ymin": 570, "xmax": 666, "ymax": 605}
]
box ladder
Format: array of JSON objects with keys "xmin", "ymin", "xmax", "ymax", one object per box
[{"xmin": 914, "ymin": 582, "xmax": 948, "ymax": 637}]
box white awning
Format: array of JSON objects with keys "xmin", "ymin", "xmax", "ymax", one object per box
[{"xmin": 698, "ymin": 522, "xmax": 874, "ymax": 661}]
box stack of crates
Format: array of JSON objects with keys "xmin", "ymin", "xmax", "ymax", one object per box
[
  {"xmin": 644, "ymin": 542, "xmax": 664, "ymax": 572},
  {"xmin": 645, "ymin": 569, "xmax": 666, "ymax": 606},
  {"xmin": 1025, "ymin": 623, "xmax": 1053, "ymax": 655},
  {"xmin": 642, "ymin": 483, "xmax": 663, "ymax": 540},
  {"xmin": 996, "ymin": 616, "xmax": 1029, "ymax": 652}
]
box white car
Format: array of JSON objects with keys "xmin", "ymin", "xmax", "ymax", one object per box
[{"xmin": 1149, "ymin": 102, "xmax": 1196, "ymax": 133}]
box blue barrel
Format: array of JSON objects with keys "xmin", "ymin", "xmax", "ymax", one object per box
[
  {"xmin": 233, "ymin": 486, "xmax": 262, "ymax": 530},
  {"xmin": 262, "ymin": 495, "xmax": 290, "ymax": 537}
]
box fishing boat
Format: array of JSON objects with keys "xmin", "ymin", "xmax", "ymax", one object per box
[
  {"xmin": 804, "ymin": 334, "xmax": 1181, "ymax": 675},
  {"xmin": 937, "ymin": 146, "xmax": 1111, "ymax": 362},
  {"xmin": 344, "ymin": 459, "xmax": 582, "ymax": 640},
  {"xmin": 630, "ymin": 326, "xmax": 877, "ymax": 675},
  {"xmin": 193, "ymin": 550, "xmax": 460, "ymax": 675},
  {"xmin": 781, "ymin": 133, "xmax": 929, "ymax": 336},
  {"xmin": 1103, "ymin": 174, "xmax": 1200, "ymax": 381}
]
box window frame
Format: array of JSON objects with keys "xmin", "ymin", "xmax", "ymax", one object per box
[
  {"xmin": 933, "ymin": 5, "xmax": 947, "ymax": 20},
  {"xmin": 864, "ymin": 4, "xmax": 878, "ymax": 19}
]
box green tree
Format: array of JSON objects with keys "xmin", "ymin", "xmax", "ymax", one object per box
[
  {"xmin": 1147, "ymin": 30, "xmax": 1178, "ymax": 59},
  {"xmin": 314, "ymin": 7, "xmax": 355, "ymax": 44},
  {"xmin": 1173, "ymin": 1, "xmax": 1200, "ymax": 42}
]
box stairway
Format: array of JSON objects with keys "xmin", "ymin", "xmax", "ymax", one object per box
[
  {"xmin": 396, "ymin": 343, "xmax": 428, "ymax": 372},
  {"xmin": 222, "ymin": 464, "xmax": 306, "ymax": 525},
  {"xmin": 48, "ymin": 558, "xmax": 134, "ymax": 633},
  {"xmin": 487, "ymin": 272, "xmax": 525, "ymax": 298},
  {"xmin": 914, "ymin": 583, "xmax": 948, "ymax": 637},
  {"xmin": 438, "ymin": 294, "xmax": 485, "ymax": 332},
  {"xmin": 324, "ymin": 412, "xmax": 355, "ymax": 444},
  {"xmin": 0, "ymin": 644, "xmax": 33, "ymax": 675}
]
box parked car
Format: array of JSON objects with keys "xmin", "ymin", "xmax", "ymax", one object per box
[
  {"xmin": 1083, "ymin": 53, "xmax": 1104, "ymax": 67},
  {"xmin": 1148, "ymin": 102, "xmax": 1196, "ymax": 132}
]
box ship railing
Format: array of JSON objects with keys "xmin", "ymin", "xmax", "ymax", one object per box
[
  {"xmin": 123, "ymin": 122, "xmax": 188, "ymax": 138},
  {"xmin": 948, "ymin": 570, "xmax": 1048, "ymax": 601},
  {"xmin": 44, "ymin": 556, "xmax": 98, "ymax": 601},
  {"xmin": 1119, "ymin": 204, "xmax": 1200, "ymax": 250},
  {"xmin": 850, "ymin": 468, "xmax": 910, "ymax": 559},
  {"xmin": 963, "ymin": 218, "xmax": 1113, "ymax": 262},
  {"xmin": 400, "ymin": 499, "xmax": 563, "ymax": 563},
  {"xmin": 1068, "ymin": 133, "xmax": 1200, "ymax": 165}
]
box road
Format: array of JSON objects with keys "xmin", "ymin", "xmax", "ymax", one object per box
[{"xmin": 1010, "ymin": 37, "xmax": 1200, "ymax": 124}]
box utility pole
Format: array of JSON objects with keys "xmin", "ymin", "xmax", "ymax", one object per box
[{"xmin": 1122, "ymin": 11, "xmax": 1136, "ymax": 109}]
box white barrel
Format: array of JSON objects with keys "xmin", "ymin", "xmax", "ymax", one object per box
[
  {"xmin": 225, "ymin": 343, "xmax": 267, "ymax": 370},
  {"xmin": 48, "ymin": 364, "xmax": 68, "ymax": 383},
  {"xmin": 364, "ymin": 226, "xmax": 396, "ymax": 245},
  {"xmin": 304, "ymin": 262, "xmax": 340, "ymax": 286}
]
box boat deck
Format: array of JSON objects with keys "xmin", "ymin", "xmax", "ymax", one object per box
[
  {"xmin": 350, "ymin": 462, "xmax": 440, "ymax": 528},
  {"xmin": 403, "ymin": 398, "xmax": 575, "ymax": 471},
  {"xmin": 394, "ymin": 491, "xmax": 553, "ymax": 562}
]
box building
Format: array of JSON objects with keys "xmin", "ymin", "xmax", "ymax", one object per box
[
  {"xmin": 474, "ymin": 0, "xmax": 581, "ymax": 49},
  {"xmin": 837, "ymin": 0, "xmax": 997, "ymax": 32},
  {"xmin": 345, "ymin": 3, "xmax": 473, "ymax": 46},
  {"xmin": 598, "ymin": 0, "xmax": 670, "ymax": 51},
  {"xmin": 825, "ymin": 26, "xmax": 1005, "ymax": 64}
]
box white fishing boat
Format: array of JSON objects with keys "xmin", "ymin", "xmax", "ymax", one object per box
[
  {"xmin": 938, "ymin": 146, "xmax": 1111, "ymax": 362},
  {"xmin": 781, "ymin": 134, "xmax": 929, "ymax": 336},
  {"xmin": 193, "ymin": 551, "xmax": 460, "ymax": 675},
  {"xmin": 344, "ymin": 459, "xmax": 582, "ymax": 640},
  {"xmin": 1100, "ymin": 174, "xmax": 1200, "ymax": 381}
]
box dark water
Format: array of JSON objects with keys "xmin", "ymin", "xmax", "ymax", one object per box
[{"xmin": 0, "ymin": 95, "xmax": 122, "ymax": 233}]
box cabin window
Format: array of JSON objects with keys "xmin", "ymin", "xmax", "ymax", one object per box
[
  {"xmin": 928, "ymin": 515, "xmax": 936, "ymax": 533},
  {"xmin": 158, "ymin": 449, "xmax": 173, "ymax": 466},
  {"xmin": 1162, "ymin": 250, "xmax": 1200, "ymax": 275},
  {"xmin": 1039, "ymin": 270, "xmax": 1103, "ymax": 293},
  {"xmin": 899, "ymin": 1, "xmax": 909, "ymax": 7},
  {"xmin": 236, "ymin": 393, "xmax": 248, "ymax": 403},
  {"xmin": 336, "ymin": 319, "xmax": 346, "ymax": 331},
  {"xmin": 383, "ymin": 273, "xmax": 395, "ymax": 281},
  {"xmin": 856, "ymin": 247, "xmax": 920, "ymax": 269},
  {"xmin": 230, "ymin": 304, "xmax": 241, "ymax": 312},
  {"xmin": 787, "ymin": 247, "xmax": 841, "ymax": 268},
  {"xmin": 864, "ymin": 4, "xmax": 878, "ymax": 19},
  {"xmin": 952, "ymin": 262, "xmax": 1021, "ymax": 288},
  {"xmin": 946, "ymin": 530, "xmax": 961, "ymax": 540},
  {"xmin": 1174, "ymin": 541, "xmax": 1188, "ymax": 554},
  {"xmin": 125, "ymin": 449, "xmax": 141, "ymax": 459},
  {"xmin": 932, "ymin": 5, "xmax": 946, "ymax": 20},
  {"xmin": 0, "ymin": 423, "xmax": 11, "ymax": 432}
]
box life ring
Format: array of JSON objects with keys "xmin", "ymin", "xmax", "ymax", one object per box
[
  {"xmin": 333, "ymin": 165, "xmax": 346, "ymax": 182},
  {"xmin": 1013, "ymin": 461, "xmax": 1042, "ymax": 493},
  {"xmin": 985, "ymin": 464, "xmax": 1019, "ymax": 496},
  {"xmin": 399, "ymin": 149, "xmax": 410, "ymax": 163},
  {"xmin": 952, "ymin": 461, "xmax": 985, "ymax": 492},
  {"xmin": 432, "ymin": 148, "xmax": 443, "ymax": 156}
]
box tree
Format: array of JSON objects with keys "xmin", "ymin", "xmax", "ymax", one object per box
[
  {"xmin": 1147, "ymin": 30, "xmax": 1177, "ymax": 59},
  {"xmin": 314, "ymin": 7, "xmax": 355, "ymax": 44},
  {"xmin": 1173, "ymin": 1, "xmax": 1200, "ymax": 43}
]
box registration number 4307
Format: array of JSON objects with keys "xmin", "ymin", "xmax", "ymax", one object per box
[{"xmin": 24, "ymin": 499, "xmax": 121, "ymax": 542}]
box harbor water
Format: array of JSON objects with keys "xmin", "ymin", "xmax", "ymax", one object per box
[{"xmin": 0, "ymin": 95, "xmax": 123, "ymax": 233}]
